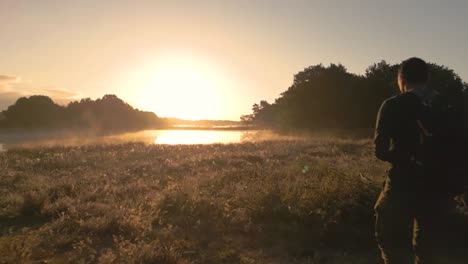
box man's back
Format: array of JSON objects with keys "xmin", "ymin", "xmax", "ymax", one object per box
[
  {"xmin": 374, "ymin": 92, "xmax": 424, "ymax": 193},
  {"xmin": 373, "ymin": 57, "xmax": 452, "ymax": 264}
]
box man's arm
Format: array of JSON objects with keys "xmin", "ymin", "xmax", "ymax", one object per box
[{"xmin": 374, "ymin": 100, "xmax": 396, "ymax": 163}]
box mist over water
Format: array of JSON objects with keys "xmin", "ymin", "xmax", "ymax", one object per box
[{"xmin": 0, "ymin": 129, "xmax": 296, "ymax": 150}]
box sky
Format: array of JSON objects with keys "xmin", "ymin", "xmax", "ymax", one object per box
[{"xmin": 1, "ymin": 0, "xmax": 468, "ymax": 120}]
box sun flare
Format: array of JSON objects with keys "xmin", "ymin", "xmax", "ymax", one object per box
[{"xmin": 131, "ymin": 54, "xmax": 228, "ymax": 120}]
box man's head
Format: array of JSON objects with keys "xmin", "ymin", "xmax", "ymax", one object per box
[{"xmin": 398, "ymin": 57, "xmax": 429, "ymax": 93}]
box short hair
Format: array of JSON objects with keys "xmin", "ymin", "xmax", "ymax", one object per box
[{"xmin": 398, "ymin": 57, "xmax": 429, "ymax": 84}]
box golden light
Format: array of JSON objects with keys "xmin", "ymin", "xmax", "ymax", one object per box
[
  {"xmin": 130, "ymin": 54, "xmax": 229, "ymax": 120},
  {"xmin": 153, "ymin": 130, "xmax": 243, "ymax": 144}
]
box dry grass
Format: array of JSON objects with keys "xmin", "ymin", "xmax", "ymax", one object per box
[{"xmin": 0, "ymin": 138, "xmax": 388, "ymax": 263}]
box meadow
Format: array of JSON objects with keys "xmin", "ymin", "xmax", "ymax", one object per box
[{"xmin": 0, "ymin": 137, "xmax": 389, "ymax": 263}]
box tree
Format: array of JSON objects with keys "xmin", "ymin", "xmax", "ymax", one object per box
[
  {"xmin": 0, "ymin": 94, "xmax": 163, "ymax": 132},
  {"xmin": 243, "ymin": 61, "xmax": 466, "ymax": 131},
  {"xmin": 3, "ymin": 95, "xmax": 63, "ymax": 128},
  {"xmin": 428, "ymin": 64, "xmax": 465, "ymax": 106}
]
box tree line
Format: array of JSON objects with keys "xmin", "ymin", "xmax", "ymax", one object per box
[
  {"xmin": 241, "ymin": 61, "xmax": 468, "ymax": 130},
  {"xmin": 0, "ymin": 94, "xmax": 165, "ymax": 132}
]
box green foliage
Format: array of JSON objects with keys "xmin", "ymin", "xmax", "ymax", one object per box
[
  {"xmin": 429, "ymin": 64, "xmax": 466, "ymax": 105},
  {"xmin": 0, "ymin": 94, "xmax": 165, "ymax": 132},
  {"xmin": 0, "ymin": 139, "xmax": 388, "ymax": 263},
  {"xmin": 245, "ymin": 61, "xmax": 466, "ymax": 130}
]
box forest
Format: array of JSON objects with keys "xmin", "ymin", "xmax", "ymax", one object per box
[
  {"xmin": 241, "ymin": 61, "xmax": 468, "ymax": 130},
  {"xmin": 0, "ymin": 94, "xmax": 165, "ymax": 133}
]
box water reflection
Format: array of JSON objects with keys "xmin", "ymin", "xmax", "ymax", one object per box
[{"xmin": 0, "ymin": 129, "xmax": 290, "ymax": 150}]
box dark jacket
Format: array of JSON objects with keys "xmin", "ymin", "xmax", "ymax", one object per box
[{"xmin": 374, "ymin": 92, "xmax": 422, "ymax": 166}]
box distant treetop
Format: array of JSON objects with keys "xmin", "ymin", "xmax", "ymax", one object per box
[
  {"xmin": 0, "ymin": 94, "xmax": 165, "ymax": 132},
  {"xmin": 242, "ymin": 61, "xmax": 467, "ymax": 130}
]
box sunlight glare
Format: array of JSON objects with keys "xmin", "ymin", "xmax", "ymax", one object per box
[{"xmin": 133, "ymin": 54, "xmax": 229, "ymax": 120}]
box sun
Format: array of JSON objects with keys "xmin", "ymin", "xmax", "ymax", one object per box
[{"xmin": 131, "ymin": 54, "xmax": 227, "ymax": 120}]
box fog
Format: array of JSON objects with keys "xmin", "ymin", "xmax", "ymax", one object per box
[{"xmin": 0, "ymin": 129, "xmax": 303, "ymax": 151}]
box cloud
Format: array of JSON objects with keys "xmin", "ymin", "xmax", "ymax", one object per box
[
  {"xmin": 0, "ymin": 92, "xmax": 22, "ymax": 110},
  {"xmin": 0, "ymin": 86, "xmax": 9, "ymax": 93},
  {"xmin": 0, "ymin": 75, "xmax": 19, "ymax": 90},
  {"xmin": 0, "ymin": 75, "xmax": 28, "ymax": 108},
  {"xmin": 0, "ymin": 75, "xmax": 20, "ymax": 84},
  {"xmin": 0, "ymin": 74, "xmax": 82, "ymax": 111},
  {"xmin": 42, "ymin": 88, "xmax": 82, "ymax": 106},
  {"xmin": 42, "ymin": 88, "xmax": 81, "ymax": 99}
]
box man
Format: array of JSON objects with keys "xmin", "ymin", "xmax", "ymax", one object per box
[{"xmin": 373, "ymin": 57, "xmax": 455, "ymax": 263}]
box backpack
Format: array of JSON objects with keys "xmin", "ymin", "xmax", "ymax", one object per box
[{"xmin": 415, "ymin": 94, "xmax": 468, "ymax": 196}]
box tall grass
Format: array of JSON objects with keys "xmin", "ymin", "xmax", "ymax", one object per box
[{"xmin": 0, "ymin": 138, "xmax": 387, "ymax": 263}]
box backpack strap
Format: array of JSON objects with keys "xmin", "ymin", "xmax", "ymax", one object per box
[{"xmin": 416, "ymin": 119, "xmax": 432, "ymax": 137}]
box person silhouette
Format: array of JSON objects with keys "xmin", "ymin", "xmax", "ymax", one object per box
[{"xmin": 373, "ymin": 57, "xmax": 461, "ymax": 263}]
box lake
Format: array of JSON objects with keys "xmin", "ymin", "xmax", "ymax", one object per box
[{"xmin": 0, "ymin": 129, "xmax": 294, "ymax": 151}]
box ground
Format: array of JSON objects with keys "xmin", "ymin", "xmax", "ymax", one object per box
[{"xmin": 0, "ymin": 137, "xmax": 400, "ymax": 263}]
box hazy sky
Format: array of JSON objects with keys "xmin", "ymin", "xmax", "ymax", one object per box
[{"xmin": 1, "ymin": 0, "xmax": 467, "ymax": 120}]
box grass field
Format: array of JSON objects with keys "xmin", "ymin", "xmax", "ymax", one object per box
[{"xmin": 0, "ymin": 137, "xmax": 389, "ymax": 263}]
